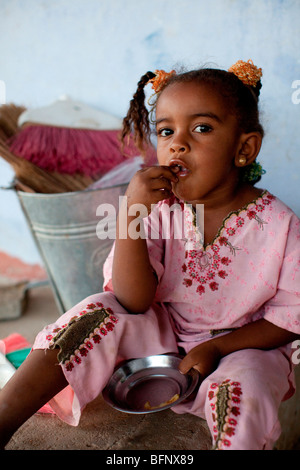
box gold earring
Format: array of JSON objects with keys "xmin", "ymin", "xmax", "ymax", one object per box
[{"xmin": 238, "ymin": 156, "xmax": 247, "ymax": 165}]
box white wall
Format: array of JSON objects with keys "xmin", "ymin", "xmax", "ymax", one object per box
[{"xmin": 0, "ymin": 0, "xmax": 299, "ymax": 263}]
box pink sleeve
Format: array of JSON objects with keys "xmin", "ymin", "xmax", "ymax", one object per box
[
  {"xmin": 264, "ymin": 214, "xmax": 300, "ymax": 334},
  {"xmin": 102, "ymin": 205, "xmax": 165, "ymax": 292}
]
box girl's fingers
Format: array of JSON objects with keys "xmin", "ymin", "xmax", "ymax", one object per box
[
  {"xmin": 178, "ymin": 355, "xmax": 194, "ymax": 375},
  {"xmin": 179, "ymin": 357, "xmax": 206, "ymax": 377},
  {"xmin": 179, "ymin": 342, "xmax": 221, "ymax": 378},
  {"xmin": 142, "ymin": 165, "xmax": 179, "ymax": 184},
  {"xmin": 157, "ymin": 165, "xmax": 179, "ymax": 182},
  {"xmin": 151, "ymin": 176, "xmax": 173, "ymax": 191},
  {"xmin": 152, "ymin": 188, "xmax": 173, "ymax": 204},
  {"xmin": 126, "ymin": 165, "xmax": 177, "ymax": 210}
]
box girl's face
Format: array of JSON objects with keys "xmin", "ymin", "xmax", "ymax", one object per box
[{"xmin": 155, "ymin": 81, "xmax": 243, "ymax": 205}]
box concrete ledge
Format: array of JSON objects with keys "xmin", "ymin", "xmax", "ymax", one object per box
[
  {"xmin": 5, "ymin": 385, "xmax": 300, "ymax": 450},
  {"xmin": 6, "ymin": 395, "xmax": 212, "ymax": 450}
]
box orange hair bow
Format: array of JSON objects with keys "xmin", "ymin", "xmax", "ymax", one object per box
[
  {"xmin": 148, "ymin": 69, "xmax": 176, "ymax": 93},
  {"xmin": 228, "ymin": 59, "xmax": 262, "ymax": 87}
]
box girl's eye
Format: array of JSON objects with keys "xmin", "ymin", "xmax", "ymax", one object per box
[
  {"xmin": 157, "ymin": 128, "xmax": 173, "ymax": 137},
  {"xmin": 194, "ymin": 124, "xmax": 212, "ymax": 133}
]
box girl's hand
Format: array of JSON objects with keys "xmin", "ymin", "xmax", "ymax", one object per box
[
  {"xmin": 179, "ymin": 340, "xmax": 222, "ymax": 379},
  {"xmin": 125, "ymin": 166, "xmax": 178, "ymax": 214},
  {"xmin": 179, "ymin": 320, "xmax": 300, "ymax": 379}
]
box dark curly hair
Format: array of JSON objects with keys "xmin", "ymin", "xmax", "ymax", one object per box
[{"xmin": 121, "ymin": 66, "xmax": 264, "ymax": 158}]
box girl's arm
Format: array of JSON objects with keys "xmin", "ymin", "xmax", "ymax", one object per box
[
  {"xmin": 179, "ymin": 319, "xmax": 299, "ymax": 377},
  {"xmin": 112, "ymin": 214, "xmax": 158, "ymax": 313},
  {"xmin": 112, "ymin": 166, "xmax": 178, "ymax": 313}
]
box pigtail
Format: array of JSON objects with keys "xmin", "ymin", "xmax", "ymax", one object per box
[
  {"xmin": 121, "ymin": 71, "xmax": 156, "ymax": 156},
  {"xmin": 249, "ymin": 79, "xmax": 262, "ymax": 100}
]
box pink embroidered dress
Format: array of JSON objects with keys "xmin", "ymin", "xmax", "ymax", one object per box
[{"xmin": 33, "ymin": 190, "xmax": 300, "ymax": 450}]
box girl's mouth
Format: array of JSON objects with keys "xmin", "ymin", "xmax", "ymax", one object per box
[{"xmin": 169, "ymin": 161, "xmax": 190, "ymax": 177}]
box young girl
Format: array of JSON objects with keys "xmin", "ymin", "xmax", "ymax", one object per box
[{"xmin": 0, "ymin": 60, "xmax": 299, "ymax": 450}]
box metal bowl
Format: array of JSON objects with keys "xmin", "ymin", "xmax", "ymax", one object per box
[{"xmin": 102, "ymin": 354, "xmax": 199, "ymax": 414}]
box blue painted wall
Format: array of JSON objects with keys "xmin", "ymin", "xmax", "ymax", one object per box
[{"xmin": 0, "ymin": 0, "xmax": 299, "ymax": 263}]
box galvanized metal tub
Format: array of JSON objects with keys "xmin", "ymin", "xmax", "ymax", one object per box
[{"xmin": 17, "ymin": 184, "xmax": 128, "ymax": 314}]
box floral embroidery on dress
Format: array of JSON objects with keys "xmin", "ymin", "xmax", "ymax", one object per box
[
  {"xmin": 208, "ymin": 379, "xmax": 242, "ymax": 449},
  {"xmin": 181, "ymin": 191, "xmax": 274, "ymax": 295},
  {"xmin": 48, "ymin": 302, "xmax": 118, "ymax": 371}
]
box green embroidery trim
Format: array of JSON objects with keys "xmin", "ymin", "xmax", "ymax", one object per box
[
  {"xmin": 209, "ymin": 328, "xmax": 236, "ymax": 337},
  {"xmin": 210, "ymin": 379, "xmax": 242, "ymax": 449},
  {"xmin": 50, "ymin": 308, "xmax": 109, "ymax": 364},
  {"xmin": 213, "ymin": 382, "xmax": 231, "ymax": 450}
]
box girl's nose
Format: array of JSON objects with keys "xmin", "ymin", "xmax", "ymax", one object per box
[{"xmin": 170, "ymin": 141, "xmax": 189, "ymax": 154}]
